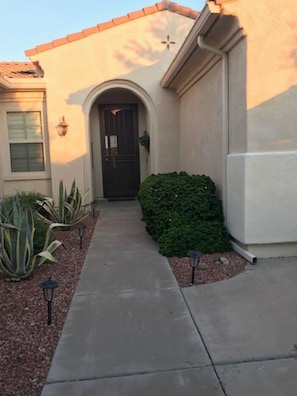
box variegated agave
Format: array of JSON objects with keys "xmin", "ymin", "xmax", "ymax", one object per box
[
  {"xmin": 37, "ymin": 180, "xmax": 89, "ymax": 227},
  {"xmin": 0, "ymin": 197, "xmax": 64, "ymax": 281}
]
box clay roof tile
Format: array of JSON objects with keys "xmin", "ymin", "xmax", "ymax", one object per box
[
  {"xmin": 0, "ymin": 62, "xmax": 43, "ymax": 78},
  {"xmin": 25, "ymin": 2, "xmax": 199, "ymax": 57}
]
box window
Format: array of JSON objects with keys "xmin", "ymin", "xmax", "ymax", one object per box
[{"xmin": 7, "ymin": 111, "xmax": 45, "ymax": 172}]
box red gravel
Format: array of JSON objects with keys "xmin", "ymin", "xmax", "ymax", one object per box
[
  {"xmin": 0, "ymin": 212, "xmax": 98, "ymax": 396},
  {"xmin": 168, "ymin": 251, "xmax": 247, "ymax": 288}
]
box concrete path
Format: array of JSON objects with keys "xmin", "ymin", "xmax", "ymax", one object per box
[{"xmin": 42, "ymin": 201, "xmax": 297, "ymax": 395}]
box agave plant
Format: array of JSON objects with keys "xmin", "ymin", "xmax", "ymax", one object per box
[
  {"xmin": 0, "ymin": 197, "xmax": 64, "ymax": 281},
  {"xmin": 37, "ymin": 180, "xmax": 89, "ymax": 227}
]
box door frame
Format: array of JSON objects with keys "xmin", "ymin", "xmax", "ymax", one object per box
[{"xmin": 99, "ymin": 103, "xmax": 140, "ymax": 198}]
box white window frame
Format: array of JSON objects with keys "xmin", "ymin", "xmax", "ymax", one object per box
[
  {"xmin": 0, "ymin": 103, "xmax": 50, "ymax": 180},
  {"xmin": 7, "ymin": 111, "xmax": 45, "ymax": 173}
]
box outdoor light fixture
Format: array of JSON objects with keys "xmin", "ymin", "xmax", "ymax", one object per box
[
  {"xmin": 91, "ymin": 200, "xmax": 96, "ymax": 218},
  {"xmin": 187, "ymin": 250, "xmax": 203, "ymax": 284},
  {"xmin": 57, "ymin": 116, "xmax": 69, "ymax": 136},
  {"xmin": 77, "ymin": 223, "xmax": 87, "ymax": 249},
  {"xmin": 39, "ymin": 277, "xmax": 59, "ymax": 325}
]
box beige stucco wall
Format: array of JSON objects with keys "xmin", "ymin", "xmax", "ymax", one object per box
[
  {"xmin": 163, "ymin": 0, "xmax": 297, "ymax": 258},
  {"xmin": 222, "ymin": 0, "xmax": 297, "ymax": 152},
  {"xmin": 228, "ymin": 38, "xmax": 247, "ymax": 154},
  {"xmin": 0, "ymin": 90, "xmax": 52, "ymax": 197},
  {"xmin": 29, "ymin": 11, "xmax": 195, "ymax": 202},
  {"xmin": 224, "ymin": 0, "xmax": 297, "ymax": 257},
  {"xmin": 179, "ymin": 62, "xmax": 224, "ymax": 196}
]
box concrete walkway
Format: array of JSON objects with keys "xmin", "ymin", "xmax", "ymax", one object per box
[{"xmin": 42, "ymin": 201, "xmax": 297, "ymax": 396}]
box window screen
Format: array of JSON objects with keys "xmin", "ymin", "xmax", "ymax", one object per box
[{"xmin": 7, "ymin": 111, "xmax": 45, "ymax": 172}]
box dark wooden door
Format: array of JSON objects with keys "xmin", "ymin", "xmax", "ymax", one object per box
[{"xmin": 99, "ymin": 104, "xmax": 140, "ymax": 198}]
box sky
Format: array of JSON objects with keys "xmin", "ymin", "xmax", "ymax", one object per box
[{"xmin": 0, "ymin": 0, "xmax": 206, "ymax": 61}]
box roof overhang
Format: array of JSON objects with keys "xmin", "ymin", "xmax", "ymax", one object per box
[
  {"xmin": 0, "ymin": 75, "xmax": 46, "ymax": 91},
  {"xmin": 161, "ymin": 1, "xmax": 243, "ymax": 95},
  {"xmin": 161, "ymin": 1, "xmax": 221, "ymax": 88}
]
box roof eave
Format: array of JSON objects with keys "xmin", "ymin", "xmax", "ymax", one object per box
[
  {"xmin": 161, "ymin": 1, "xmax": 221, "ymax": 87},
  {"xmin": 0, "ymin": 75, "xmax": 46, "ymax": 90}
]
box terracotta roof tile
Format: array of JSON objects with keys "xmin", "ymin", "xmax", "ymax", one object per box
[
  {"xmin": 97, "ymin": 20, "xmax": 114, "ymax": 31},
  {"xmin": 112, "ymin": 15, "xmax": 130, "ymax": 26},
  {"xmin": 67, "ymin": 32, "xmax": 85, "ymax": 42},
  {"xmin": 128, "ymin": 10, "xmax": 146, "ymax": 20},
  {"xmin": 83, "ymin": 26, "xmax": 100, "ymax": 36},
  {"xmin": 156, "ymin": 2, "xmax": 166, "ymax": 10},
  {"xmin": 35, "ymin": 42, "xmax": 53, "ymax": 53},
  {"xmin": 25, "ymin": 2, "xmax": 200, "ymax": 57},
  {"xmin": 52, "ymin": 37, "xmax": 68, "ymax": 47},
  {"xmin": 143, "ymin": 5, "xmax": 159, "ymax": 15},
  {"xmin": 0, "ymin": 62, "xmax": 42, "ymax": 78}
]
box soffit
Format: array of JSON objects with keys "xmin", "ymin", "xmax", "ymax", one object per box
[{"xmin": 161, "ymin": 1, "xmax": 244, "ymax": 94}]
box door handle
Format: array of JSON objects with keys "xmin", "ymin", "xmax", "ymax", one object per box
[{"xmin": 105, "ymin": 157, "xmax": 109, "ymax": 162}]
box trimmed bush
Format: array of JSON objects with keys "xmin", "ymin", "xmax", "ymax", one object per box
[
  {"xmin": 137, "ymin": 172, "xmax": 231, "ymax": 257},
  {"xmin": 158, "ymin": 221, "xmax": 231, "ymax": 257}
]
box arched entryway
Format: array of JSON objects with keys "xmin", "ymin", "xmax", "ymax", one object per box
[{"xmin": 85, "ymin": 82, "xmax": 156, "ymax": 200}]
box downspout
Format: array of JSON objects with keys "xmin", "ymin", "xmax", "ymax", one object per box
[
  {"xmin": 197, "ymin": 35, "xmax": 257, "ymax": 264},
  {"xmin": 197, "ymin": 35, "xmax": 229, "ymax": 224}
]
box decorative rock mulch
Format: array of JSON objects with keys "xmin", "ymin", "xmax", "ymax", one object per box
[
  {"xmin": 168, "ymin": 251, "xmax": 247, "ymax": 288},
  {"xmin": 0, "ymin": 212, "xmax": 99, "ymax": 396}
]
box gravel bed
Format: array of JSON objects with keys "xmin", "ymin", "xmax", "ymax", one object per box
[
  {"xmin": 168, "ymin": 251, "xmax": 247, "ymax": 288},
  {"xmin": 0, "ymin": 211, "xmax": 246, "ymax": 395},
  {"xmin": 0, "ymin": 212, "xmax": 98, "ymax": 396}
]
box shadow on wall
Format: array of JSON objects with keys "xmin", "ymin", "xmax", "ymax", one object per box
[
  {"xmin": 64, "ymin": 13, "xmax": 193, "ymax": 105},
  {"xmin": 247, "ymin": 86, "xmax": 297, "ymax": 152}
]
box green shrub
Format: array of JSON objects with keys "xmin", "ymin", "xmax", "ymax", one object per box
[
  {"xmin": 137, "ymin": 172, "xmax": 231, "ymax": 257},
  {"xmin": 158, "ymin": 221, "xmax": 231, "ymax": 257}
]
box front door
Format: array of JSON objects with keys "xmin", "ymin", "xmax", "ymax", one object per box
[{"xmin": 99, "ymin": 104, "xmax": 140, "ymax": 198}]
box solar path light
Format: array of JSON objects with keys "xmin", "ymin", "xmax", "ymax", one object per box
[
  {"xmin": 187, "ymin": 250, "xmax": 203, "ymax": 284},
  {"xmin": 77, "ymin": 223, "xmax": 87, "ymax": 249},
  {"xmin": 91, "ymin": 200, "xmax": 96, "ymax": 218},
  {"xmin": 39, "ymin": 277, "xmax": 59, "ymax": 325}
]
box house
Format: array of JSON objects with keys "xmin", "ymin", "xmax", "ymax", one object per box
[{"xmin": 0, "ymin": 0, "xmax": 296, "ymax": 260}]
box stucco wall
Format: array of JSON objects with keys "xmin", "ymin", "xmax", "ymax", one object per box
[
  {"xmin": 227, "ymin": 152, "xmax": 297, "ymax": 257},
  {"xmin": 228, "ymin": 38, "xmax": 247, "ymax": 154},
  {"xmin": 224, "ymin": 0, "xmax": 297, "ymax": 257},
  {"xmin": 29, "ymin": 11, "xmax": 195, "ymax": 201},
  {"xmin": 163, "ymin": 0, "xmax": 297, "ymax": 257},
  {"xmin": 179, "ymin": 62, "xmax": 223, "ymax": 196},
  {"xmin": 220, "ymin": 0, "xmax": 297, "ymax": 152}
]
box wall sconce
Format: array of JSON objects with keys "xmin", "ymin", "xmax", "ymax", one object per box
[
  {"xmin": 139, "ymin": 131, "xmax": 150, "ymax": 153},
  {"xmin": 58, "ymin": 116, "xmax": 69, "ymax": 137}
]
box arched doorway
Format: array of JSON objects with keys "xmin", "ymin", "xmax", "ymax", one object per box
[{"xmin": 87, "ymin": 84, "xmax": 154, "ymax": 200}]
